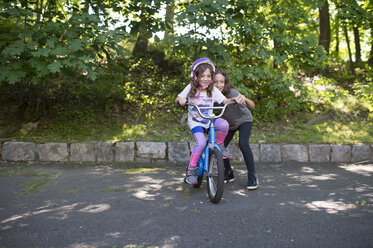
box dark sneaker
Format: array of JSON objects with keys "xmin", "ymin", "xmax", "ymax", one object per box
[
  {"xmin": 218, "ymin": 143, "xmax": 231, "ymax": 159},
  {"xmin": 185, "ymin": 167, "xmax": 198, "ymax": 185},
  {"xmin": 224, "ymin": 169, "xmax": 235, "ymax": 183},
  {"xmin": 247, "ymin": 172, "xmax": 258, "ymax": 190}
]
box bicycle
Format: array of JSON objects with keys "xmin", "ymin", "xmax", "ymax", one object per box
[{"xmin": 183, "ymin": 100, "xmax": 235, "ymax": 203}]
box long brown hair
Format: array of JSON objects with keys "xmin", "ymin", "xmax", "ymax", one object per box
[
  {"xmin": 215, "ymin": 68, "xmax": 234, "ymax": 97},
  {"xmin": 188, "ymin": 64, "xmax": 214, "ymax": 98}
]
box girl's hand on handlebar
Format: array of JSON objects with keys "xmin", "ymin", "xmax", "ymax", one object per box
[
  {"xmin": 234, "ymin": 94, "xmax": 246, "ymax": 105},
  {"xmin": 233, "ymin": 94, "xmax": 255, "ymax": 110},
  {"xmin": 175, "ymin": 97, "xmax": 187, "ymax": 107}
]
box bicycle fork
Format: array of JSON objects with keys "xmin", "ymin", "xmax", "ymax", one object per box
[{"xmin": 197, "ymin": 122, "xmax": 222, "ymax": 177}]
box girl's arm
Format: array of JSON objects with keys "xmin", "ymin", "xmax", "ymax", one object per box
[
  {"xmin": 235, "ymin": 94, "xmax": 255, "ymax": 110},
  {"xmin": 176, "ymin": 84, "xmax": 191, "ymax": 106},
  {"xmin": 222, "ymin": 97, "xmax": 232, "ymax": 104},
  {"xmin": 175, "ymin": 96, "xmax": 187, "ymax": 106}
]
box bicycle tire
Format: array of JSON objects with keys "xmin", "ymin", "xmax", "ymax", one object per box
[{"xmin": 206, "ymin": 148, "xmax": 224, "ymax": 203}]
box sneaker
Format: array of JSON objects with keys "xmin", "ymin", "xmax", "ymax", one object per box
[
  {"xmin": 218, "ymin": 143, "xmax": 231, "ymax": 159},
  {"xmin": 185, "ymin": 167, "xmax": 198, "ymax": 185},
  {"xmin": 224, "ymin": 169, "xmax": 235, "ymax": 183},
  {"xmin": 247, "ymin": 172, "xmax": 258, "ymax": 190}
]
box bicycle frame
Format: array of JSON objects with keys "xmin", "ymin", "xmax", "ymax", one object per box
[
  {"xmin": 186, "ymin": 102, "xmax": 235, "ymax": 178},
  {"xmin": 198, "ymin": 121, "xmax": 221, "ymax": 177}
]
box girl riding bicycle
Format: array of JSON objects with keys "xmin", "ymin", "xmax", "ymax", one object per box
[{"xmin": 175, "ymin": 58, "xmax": 232, "ymax": 185}]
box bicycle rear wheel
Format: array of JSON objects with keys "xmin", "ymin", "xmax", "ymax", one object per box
[{"xmin": 206, "ymin": 148, "xmax": 224, "ymax": 203}]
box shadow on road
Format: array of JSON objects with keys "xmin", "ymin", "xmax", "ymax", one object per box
[{"xmin": 0, "ymin": 161, "xmax": 372, "ymax": 247}]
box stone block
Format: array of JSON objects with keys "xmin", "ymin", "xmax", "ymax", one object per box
[
  {"xmin": 2, "ymin": 142, "xmax": 36, "ymax": 161},
  {"xmin": 97, "ymin": 142, "xmax": 114, "ymax": 162},
  {"xmin": 331, "ymin": 145, "xmax": 351, "ymax": 162},
  {"xmin": 189, "ymin": 142, "xmax": 196, "ymax": 154},
  {"xmin": 260, "ymin": 144, "xmax": 281, "ymax": 162},
  {"xmin": 251, "ymin": 144, "xmax": 260, "ymax": 163},
  {"xmin": 0, "ymin": 142, "xmax": 2, "ymax": 160},
  {"xmin": 136, "ymin": 142, "xmax": 166, "ymax": 159},
  {"xmin": 351, "ymin": 145, "xmax": 371, "ymax": 162},
  {"xmin": 115, "ymin": 142, "xmax": 135, "ymax": 162},
  {"xmin": 281, "ymin": 144, "xmax": 309, "ymax": 162},
  {"xmin": 36, "ymin": 143, "xmax": 68, "ymax": 161},
  {"xmin": 227, "ymin": 143, "xmax": 244, "ymax": 162},
  {"xmin": 70, "ymin": 142, "xmax": 97, "ymax": 162},
  {"xmin": 168, "ymin": 142, "xmax": 190, "ymax": 163},
  {"xmin": 226, "ymin": 143, "xmax": 259, "ymax": 163},
  {"xmin": 309, "ymin": 144, "xmax": 331, "ymax": 162}
]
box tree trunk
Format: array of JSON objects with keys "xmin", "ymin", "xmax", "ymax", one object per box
[
  {"xmin": 132, "ymin": 19, "xmax": 149, "ymax": 58},
  {"xmin": 343, "ymin": 24, "xmax": 354, "ymax": 74},
  {"xmin": 36, "ymin": 0, "xmax": 40, "ymax": 21},
  {"xmin": 273, "ymin": 39, "xmax": 279, "ymax": 69},
  {"xmin": 369, "ymin": 23, "xmax": 373, "ymax": 65},
  {"xmin": 334, "ymin": 18, "xmax": 340, "ymax": 57},
  {"xmin": 319, "ymin": 0, "xmax": 330, "ymax": 55},
  {"xmin": 164, "ymin": 0, "xmax": 175, "ymax": 43},
  {"xmin": 353, "ymin": 25, "xmax": 361, "ymax": 64}
]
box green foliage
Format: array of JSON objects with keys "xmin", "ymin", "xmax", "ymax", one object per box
[
  {"xmin": 169, "ymin": 0, "xmax": 329, "ymax": 121},
  {"xmin": 0, "ymin": 0, "xmax": 371, "ymax": 138},
  {"xmin": 353, "ymin": 68, "xmax": 373, "ymax": 112},
  {"xmin": 0, "ymin": 2, "xmax": 127, "ymax": 119}
]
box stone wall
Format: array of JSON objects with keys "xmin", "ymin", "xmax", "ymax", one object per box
[{"xmin": 1, "ymin": 142, "xmax": 372, "ymax": 164}]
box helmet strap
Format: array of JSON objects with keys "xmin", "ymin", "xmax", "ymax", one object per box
[{"xmin": 196, "ymin": 80, "xmax": 213, "ymax": 99}]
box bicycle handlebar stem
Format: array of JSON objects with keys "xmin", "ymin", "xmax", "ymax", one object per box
[{"xmin": 186, "ymin": 101, "xmax": 235, "ymax": 120}]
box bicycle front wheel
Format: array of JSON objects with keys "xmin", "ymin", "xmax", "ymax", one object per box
[{"xmin": 206, "ymin": 148, "xmax": 224, "ymax": 203}]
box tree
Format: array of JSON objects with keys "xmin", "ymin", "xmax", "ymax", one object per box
[
  {"xmin": 343, "ymin": 24, "xmax": 354, "ymax": 72},
  {"xmin": 164, "ymin": 0, "xmax": 175, "ymax": 43},
  {"xmin": 353, "ymin": 24, "xmax": 361, "ymax": 63},
  {"xmin": 319, "ymin": 0, "xmax": 331, "ymax": 55},
  {"xmin": 365, "ymin": 0, "xmax": 373, "ymax": 65},
  {"xmin": 335, "ymin": 0, "xmax": 371, "ymax": 66},
  {"xmin": 369, "ymin": 22, "xmax": 373, "ymax": 65},
  {"xmin": 0, "ymin": 1, "xmax": 126, "ymax": 119},
  {"xmin": 333, "ymin": 17, "xmax": 340, "ymax": 58},
  {"xmin": 122, "ymin": 0, "xmax": 165, "ymax": 57}
]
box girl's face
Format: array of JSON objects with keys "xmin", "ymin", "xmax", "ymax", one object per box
[
  {"xmin": 214, "ymin": 73, "xmax": 225, "ymax": 92},
  {"xmin": 199, "ymin": 68, "xmax": 212, "ymax": 89}
]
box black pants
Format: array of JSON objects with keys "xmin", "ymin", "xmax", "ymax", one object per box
[{"xmin": 224, "ymin": 122, "xmax": 255, "ymax": 174}]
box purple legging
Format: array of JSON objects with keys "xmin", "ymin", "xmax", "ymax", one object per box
[{"xmin": 189, "ymin": 118, "xmax": 229, "ymax": 167}]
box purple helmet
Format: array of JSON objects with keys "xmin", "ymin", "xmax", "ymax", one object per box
[{"xmin": 190, "ymin": 57, "xmax": 216, "ymax": 80}]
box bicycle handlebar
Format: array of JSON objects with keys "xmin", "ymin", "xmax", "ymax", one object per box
[{"xmin": 186, "ymin": 100, "xmax": 236, "ymax": 120}]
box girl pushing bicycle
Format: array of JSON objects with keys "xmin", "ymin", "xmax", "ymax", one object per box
[
  {"xmin": 214, "ymin": 68, "xmax": 258, "ymax": 190},
  {"xmin": 175, "ymin": 58, "xmax": 233, "ymax": 185}
]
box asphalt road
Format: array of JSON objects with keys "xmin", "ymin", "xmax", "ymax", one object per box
[{"xmin": 0, "ymin": 161, "xmax": 372, "ymax": 248}]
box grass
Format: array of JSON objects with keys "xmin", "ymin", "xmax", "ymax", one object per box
[
  {"xmin": 1, "ymin": 108, "xmax": 372, "ymax": 145},
  {"xmin": 252, "ymin": 117, "xmax": 373, "ymax": 145},
  {"xmin": 100, "ymin": 188, "xmax": 137, "ymax": 192},
  {"xmin": 120, "ymin": 168, "xmax": 160, "ymax": 174},
  {"xmin": 19, "ymin": 179, "xmax": 51, "ymax": 196},
  {"xmin": 0, "ymin": 166, "xmax": 55, "ymax": 196},
  {"xmin": 0, "ymin": 167, "xmax": 49, "ymax": 177},
  {"xmin": 0, "ymin": 75, "xmax": 372, "ymax": 145}
]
